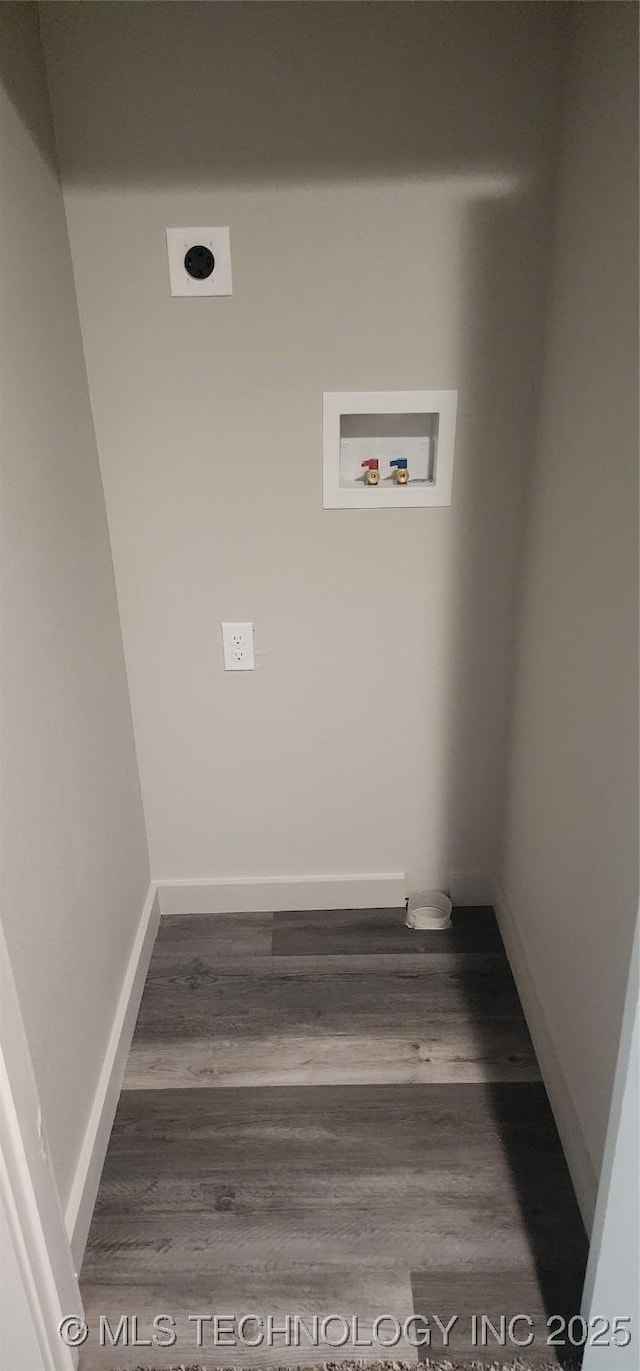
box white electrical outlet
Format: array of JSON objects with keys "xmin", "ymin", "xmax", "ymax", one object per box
[{"xmin": 221, "ymin": 622, "xmax": 255, "ymax": 671}]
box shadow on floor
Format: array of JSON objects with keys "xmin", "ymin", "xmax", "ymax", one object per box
[{"xmin": 453, "ymin": 904, "xmax": 588, "ymax": 1370}]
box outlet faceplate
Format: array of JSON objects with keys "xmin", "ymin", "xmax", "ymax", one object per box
[
  {"xmin": 221, "ymin": 622, "xmax": 255, "ymax": 671},
  {"xmin": 166, "ymin": 227, "xmax": 232, "ymax": 297}
]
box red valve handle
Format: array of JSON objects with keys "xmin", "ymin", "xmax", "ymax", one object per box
[{"xmin": 361, "ymin": 459, "xmax": 379, "ymax": 471}]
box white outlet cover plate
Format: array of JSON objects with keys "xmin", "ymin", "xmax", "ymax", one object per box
[
  {"xmin": 166, "ymin": 227, "xmax": 232, "ymax": 297},
  {"xmin": 221, "ymin": 622, "xmax": 255, "ymax": 671}
]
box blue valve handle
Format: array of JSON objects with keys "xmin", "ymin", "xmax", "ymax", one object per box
[{"xmin": 389, "ymin": 458, "xmax": 408, "ymax": 470}]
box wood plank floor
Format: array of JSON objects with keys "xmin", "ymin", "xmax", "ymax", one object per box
[{"xmin": 79, "ymin": 907, "xmax": 587, "ymax": 1370}]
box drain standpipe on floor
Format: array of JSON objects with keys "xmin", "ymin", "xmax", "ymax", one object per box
[{"xmin": 405, "ymin": 889, "xmax": 453, "ymax": 930}]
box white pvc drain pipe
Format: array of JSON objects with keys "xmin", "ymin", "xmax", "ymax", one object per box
[{"xmin": 405, "ymin": 888, "xmax": 452, "ymax": 930}]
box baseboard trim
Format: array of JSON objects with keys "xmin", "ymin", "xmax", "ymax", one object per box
[
  {"xmin": 448, "ymin": 871, "xmax": 495, "ymax": 905},
  {"xmin": 493, "ymin": 877, "xmax": 598, "ymax": 1233},
  {"xmin": 156, "ymin": 873, "xmax": 407, "ymax": 916},
  {"xmin": 65, "ymin": 883, "xmax": 160, "ymax": 1266}
]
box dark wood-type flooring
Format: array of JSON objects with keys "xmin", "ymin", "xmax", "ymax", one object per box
[{"xmin": 79, "ymin": 907, "xmax": 587, "ymax": 1369}]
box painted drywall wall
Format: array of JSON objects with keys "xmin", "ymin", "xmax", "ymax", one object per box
[
  {"xmin": 501, "ymin": 2, "xmax": 639, "ymax": 1197},
  {"xmin": 0, "ymin": 1186, "xmax": 46, "ymax": 1371},
  {"xmin": 40, "ymin": 2, "xmax": 567, "ymax": 889},
  {"xmin": 0, "ymin": 4, "xmax": 150, "ymax": 1207},
  {"xmin": 582, "ymin": 919, "xmax": 639, "ymax": 1368}
]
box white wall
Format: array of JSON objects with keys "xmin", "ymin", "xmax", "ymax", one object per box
[
  {"xmin": 582, "ymin": 920, "xmax": 639, "ymax": 1369},
  {"xmin": 500, "ymin": 2, "xmax": 639, "ymax": 1215},
  {"xmin": 40, "ymin": 2, "xmax": 567, "ymax": 892},
  {"xmin": 0, "ymin": 1187, "xmax": 46, "ymax": 1371},
  {"xmin": 0, "ymin": 4, "xmax": 150, "ymax": 1208}
]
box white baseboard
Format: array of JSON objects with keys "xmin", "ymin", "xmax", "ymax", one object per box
[
  {"xmin": 493, "ymin": 877, "xmax": 598, "ymax": 1233},
  {"xmin": 448, "ymin": 871, "xmax": 495, "ymax": 905},
  {"xmin": 157, "ymin": 872, "xmax": 407, "ymax": 916},
  {"xmin": 65, "ymin": 883, "xmax": 160, "ymax": 1266}
]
